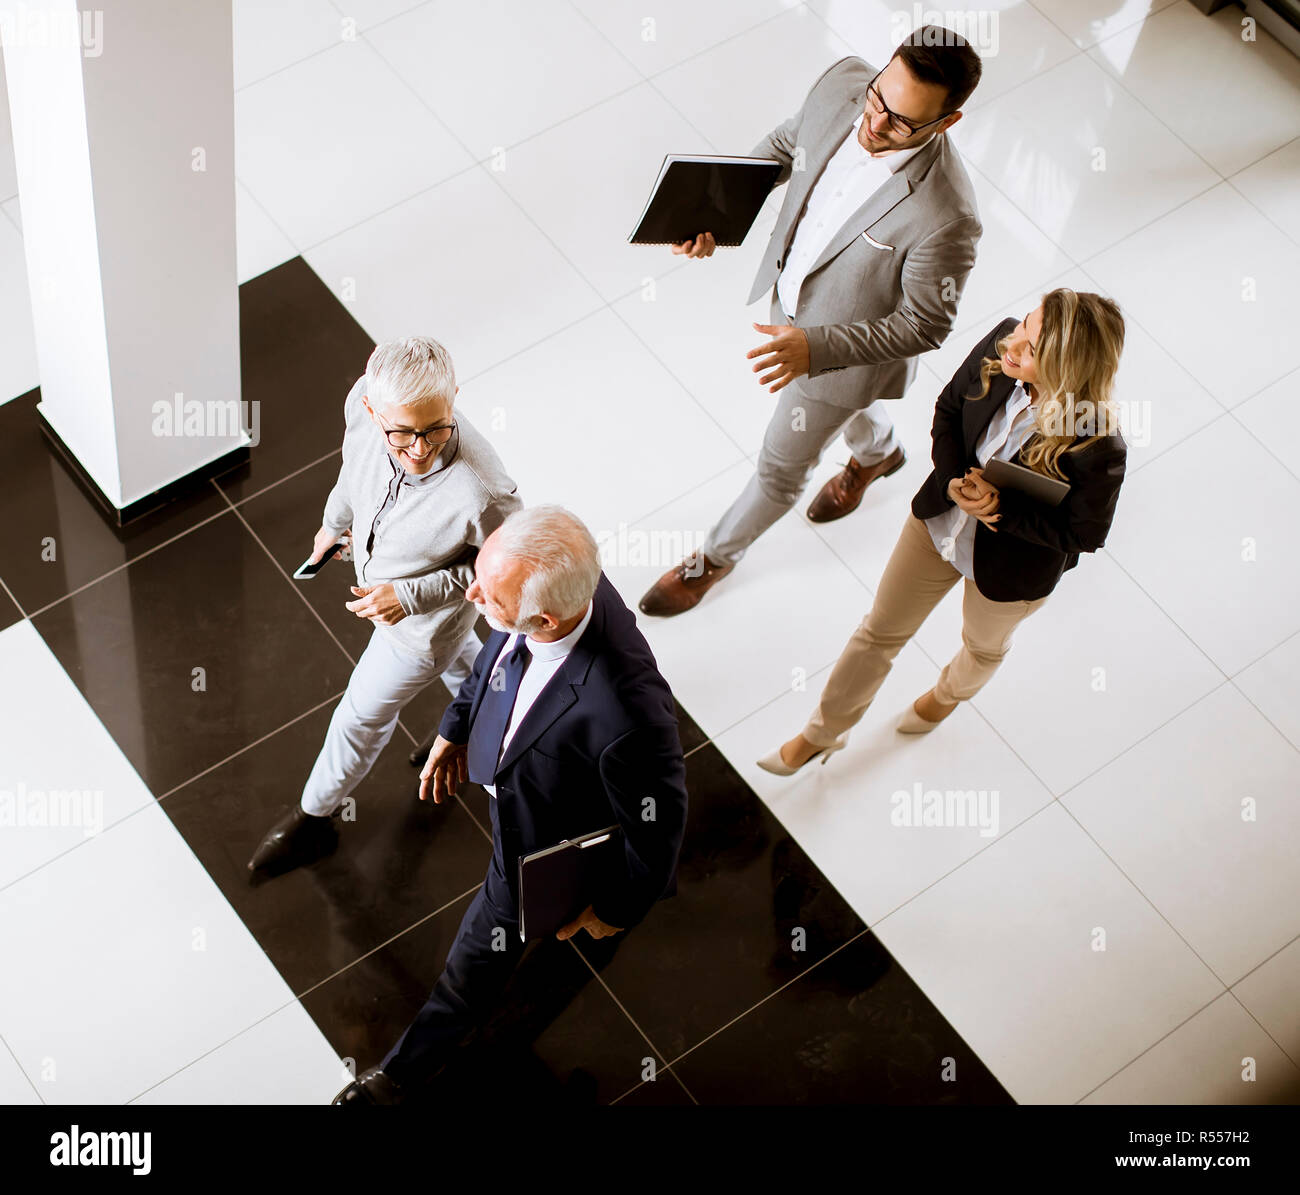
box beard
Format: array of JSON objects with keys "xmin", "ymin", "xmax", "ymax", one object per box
[{"xmin": 477, "ymin": 602, "xmax": 536, "ymax": 635}]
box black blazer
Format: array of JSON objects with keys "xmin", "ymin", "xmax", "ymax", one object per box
[
  {"xmin": 911, "ymin": 318, "xmax": 1127, "ymax": 602},
  {"xmin": 438, "ymin": 572, "xmax": 688, "ymax": 931}
]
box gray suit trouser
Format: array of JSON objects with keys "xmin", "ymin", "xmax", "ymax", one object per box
[{"xmin": 703, "ymin": 303, "xmax": 902, "ymax": 566}]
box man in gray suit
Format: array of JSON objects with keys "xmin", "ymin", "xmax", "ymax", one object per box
[{"xmin": 640, "ymin": 28, "xmax": 983, "ymax": 618}]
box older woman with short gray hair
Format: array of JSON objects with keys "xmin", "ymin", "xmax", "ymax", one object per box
[{"xmin": 248, "ymin": 335, "xmax": 523, "ymax": 874}]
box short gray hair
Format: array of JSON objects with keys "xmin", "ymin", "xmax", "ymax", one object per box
[
  {"xmin": 494, "ymin": 505, "xmax": 601, "ymax": 625},
  {"xmin": 365, "ymin": 337, "xmax": 456, "ymax": 415}
]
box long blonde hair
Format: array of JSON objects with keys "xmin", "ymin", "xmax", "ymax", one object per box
[{"xmin": 969, "ymin": 289, "xmax": 1125, "ymax": 479}]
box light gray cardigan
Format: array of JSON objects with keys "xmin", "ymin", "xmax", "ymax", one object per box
[{"xmin": 321, "ymin": 375, "xmax": 523, "ymax": 661}]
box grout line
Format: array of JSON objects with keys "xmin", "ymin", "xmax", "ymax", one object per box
[
  {"xmin": 24, "ymin": 448, "xmax": 345, "ymax": 624},
  {"xmin": 0, "ymin": 572, "xmax": 28, "ymax": 620},
  {"xmin": 25, "ymin": 504, "xmax": 236, "ymax": 620},
  {"xmin": 124, "ymin": 993, "xmax": 308, "ymax": 1104},
  {"xmin": 566, "ymin": 940, "xmax": 699, "ymax": 1104},
  {"xmin": 212, "ymin": 444, "xmax": 341, "ymax": 506},
  {"xmin": 658, "ymin": 928, "xmax": 872, "ymax": 1075},
  {"xmin": 1232, "ymin": 621, "xmax": 1300, "ymax": 681},
  {"xmin": 153, "ymin": 690, "xmax": 347, "ymax": 802},
  {"xmin": 211, "ymin": 480, "xmax": 358, "ymax": 668},
  {"xmin": 0, "ymin": 1030, "xmax": 45, "ymax": 1105},
  {"xmin": 292, "ymin": 881, "xmax": 484, "ymax": 1002},
  {"xmin": 1070, "ymin": 989, "xmax": 1228, "ymax": 1104}
]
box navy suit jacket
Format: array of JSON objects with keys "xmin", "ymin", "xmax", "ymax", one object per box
[
  {"xmin": 910, "ymin": 318, "xmax": 1128, "ymax": 602},
  {"xmin": 438, "ymin": 572, "xmax": 688, "ymax": 931}
]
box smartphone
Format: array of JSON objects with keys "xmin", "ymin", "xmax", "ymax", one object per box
[{"xmin": 293, "ymin": 542, "xmax": 346, "ymax": 580}]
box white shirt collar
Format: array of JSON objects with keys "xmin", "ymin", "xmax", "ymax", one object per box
[{"xmin": 514, "ymin": 599, "xmax": 594, "ymax": 662}]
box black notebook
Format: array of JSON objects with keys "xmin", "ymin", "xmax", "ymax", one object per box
[
  {"xmin": 517, "ymin": 824, "xmax": 624, "ymax": 942},
  {"xmin": 629, "ymin": 155, "xmax": 782, "ymax": 246}
]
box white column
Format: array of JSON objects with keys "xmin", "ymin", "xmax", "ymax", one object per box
[{"xmin": 1, "ymin": 0, "xmax": 242, "ymax": 517}]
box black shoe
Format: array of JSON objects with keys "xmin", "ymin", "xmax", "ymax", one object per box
[
  {"xmin": 247, "ymin": 805, "xmax": 339, "ymax": 874},
  {"xmin": 332, "ymin": 1066, "xmax": 404, "ymax": 1106}
]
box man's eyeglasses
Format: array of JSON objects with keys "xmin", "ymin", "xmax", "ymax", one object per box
[
  {"xmin": 864, "ymin": 69, "xmax": 955, "ymax": 138},
  {"xmin": 380, "ymin": 419, "xmax": 456, "ymax": 450}
]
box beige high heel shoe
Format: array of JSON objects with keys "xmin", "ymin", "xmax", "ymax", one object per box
[
  {"xmin": 896, "ymin": 691, "xmax": 958, "ymax": 734},
  {"xmin": 756, "ymin": 734, "xmax": 848, "ymax": 776}
]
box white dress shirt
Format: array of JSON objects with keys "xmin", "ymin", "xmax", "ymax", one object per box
[
  {"xmin": 776, "ymin": 115, "xmax": 930, "ymax": 318},
  {"xmin": 479, "ymin": 600, "xmax": 595, "ymax": 798},
  {"xmin": 925, "ymin": 379, "xmax": 1040, "ymax": 582}
]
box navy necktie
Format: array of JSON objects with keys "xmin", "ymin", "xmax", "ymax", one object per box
[{"xmin": 466, "ymin": 637, "xmax": 532, "ymax": 785}]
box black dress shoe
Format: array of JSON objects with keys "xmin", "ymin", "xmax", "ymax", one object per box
[
  {"xmin": 332, "ymin": 1066, "xmax": 404, "ymax": 1106},
  {"xmin": 247, "ymin": 805, "xmax": 339, "ymax": 874}
]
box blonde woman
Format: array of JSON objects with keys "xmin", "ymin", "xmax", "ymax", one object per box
[{"xmin": 759, "ymin": 289, "xmax": 1127, "ymax": 774}]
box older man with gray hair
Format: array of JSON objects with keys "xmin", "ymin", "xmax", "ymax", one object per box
[
  {"xmin": 333, "ymin": 504, "xmax": 688, "ymax": 1104},
  {"xmin": 248, "ymin": 337, "xmax": 522, "ymax": 874}
]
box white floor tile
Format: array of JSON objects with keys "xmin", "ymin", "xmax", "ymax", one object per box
[
  {"xmin": 1231, "ymin": 136, "xmax": 1300, "ymax": 243},
  {"xmin": 917, "ymin": 550, "xmax": 1223, "ymax": 797},
  {"xmin": 600, "ymin": 458, "xmax": 878, "ymax": 736},
  {"xmin": 454, "ymin": 306, "xmax": 744, "ymax": 530},
  {"xmin": 873, "ymin": 801, "xmax": 1224, "ymax": 1104},
  {"xmin": 1081, "ymin": 993, "xmax": 1300, "ymax": 1104},
  {"xmin": 572, "ymin": 0, "xmax": 804, "ymax": 76},
  {"xmin": 948, "ymin": 167, "xmax": 1076, "ymax": 339},
  {"xmin": 1030, "ymin": 0, "xmax": 1179, "ymax": 51},
  {"xmin": 810, "ymin": 0, "xmax": 1078, "ymax": 113},
  {"xmin": 1088, "ymin": 2, "xmax": 1300, "ymax": 178},
  {"xmin": 367, "ymin": 0, "xmax": 639, "ymax": 160},
  {"xmin": 305, "ymin": 164, "xmax": 605, "ymax": 381},
  {"xmin": 1103, "ymin": 415, "xmax": 1300, "ymax": 676},
  {"xmin": 0, "ymin": 51, "xmax": 16, "ymax": 201},
  {"xmin": 1234, "ymin": 367, "xmax": 1299, "ymax": 483},
  {"xmin": 235, "ymin": 180, "xmax": 297, "ymax": 283},
  {"xmin": 131, "ymin": 1001, "xmax": 346, "ymax": 1104},
  {"xmin": 1235, "ymin": 632, "xmax": 1300, "ymax": 752},
  {"xmin": 0, "ymin": 215, "xmax": 38, "ymax": 405},
  {"xmin": 235, "ymin": 38, "xmax": 473, "ymax": 248},
  {"xmin": 233, "ymin": 0, "xmax": 343, "ymax": 91},
  {"xmin": 715, "ymin": 649, "xmax": 1055, "ymax": 926},
  {"xmin": 610, "ymin": 197, "xmax": 780, "ymax": 456},
  {"xmin": 0, "ymin": 1040, "xmax": 40, "ymax": 1104},
  {"xmin": 0, "ymin": 621, "xmax": 156, "ymax": 889},
  {"xmin": 1065, "ymin": 684, "xmax": 1300, "ymax": 986},
  {"xmin": 1087, "ymin": 184, "xmax": 1300, "ymax": 410},
  {"xmin": 653, "ymin": 7, "xmax": 853, "ymax": 154},
  {"xmin": 330, "ymin": 0, "xmax": 424, "ymax": 30},
  {"xmin": 949, "ymin": 53, "xmax": 1218, "ymax": 261},
  {"xmin": 487, "ymin": 83, "xmax": 716, "ymax": 302},
  {"xmin": 2, "ymin": 194, "xmax": 20, "ymax": 233},
  {"xmin": 1233, "ymin": 935, "xmax": 1300, "ymax": 1069},
  {"xmin": 0, "ymin": 801, "xmax": 296, "ymax": 1104}
]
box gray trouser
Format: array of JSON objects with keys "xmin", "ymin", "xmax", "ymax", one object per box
[
  {"xmin": 703, "ymin": 374, "xmax": 902, "ymax": 566},
  {"xmin": 300, "ymin": 624, "xmax": 481, "ymax": 817}
]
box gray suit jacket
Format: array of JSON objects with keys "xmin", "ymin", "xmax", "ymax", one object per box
[{"xmin": 747, "ymin": 56, "xmax": 982, "ymax": 409}]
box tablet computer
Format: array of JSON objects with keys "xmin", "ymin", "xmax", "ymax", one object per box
[{"xmin": 982, "ymin": 458, "xmax": 1070, "ymax": 507}]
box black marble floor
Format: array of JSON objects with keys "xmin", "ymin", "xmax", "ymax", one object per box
[{"xmin": 0, "ymin": 257, "xmax": 1011, "ymax": 1105}]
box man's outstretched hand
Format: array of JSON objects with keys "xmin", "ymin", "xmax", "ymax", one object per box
[
  {"xmin": 748, "ymin": 322, "xmax": 811, "ymax": 393},
  {"xmin": 419, "ymin": 735, "xmax": 468, "ymax": 803}
]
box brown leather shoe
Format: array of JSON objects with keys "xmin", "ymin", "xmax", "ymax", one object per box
[
  {"xmin": 806, "ymin": 446, "xmax": 906, "ymax": 523},
  {"xmin": 638, "ymin": 551, "xmax": 734, "ymax": 618}
]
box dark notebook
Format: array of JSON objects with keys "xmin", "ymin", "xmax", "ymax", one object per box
[
  {"xmin": 982, "ymin": 457, "xmax": 1071, "ymax": 507},
  {"xmin": 629, "ymin": 155, "xmax": 782, "ymax": 246},
  {"xmin": 517, "ymin": 824, "xmax": 624, "ymax": 942}
]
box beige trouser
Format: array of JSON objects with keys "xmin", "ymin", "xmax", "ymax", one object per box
[{"xmin": 803, "ymin": 513, "xmax": 1050, "ymax": 747}]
